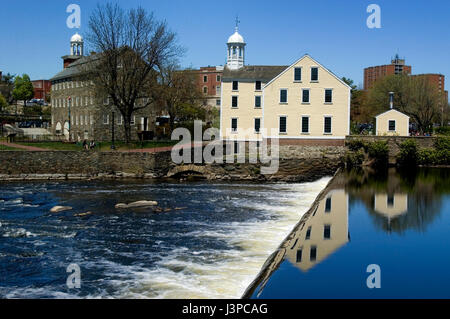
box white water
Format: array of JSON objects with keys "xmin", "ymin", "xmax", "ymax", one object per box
[{"xmin": 105, "ymin": 177, "xmax": 331, "ymax": 299}]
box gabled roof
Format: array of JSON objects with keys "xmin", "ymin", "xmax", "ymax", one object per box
[
  {"xmin": 222, "ymin": 65, "xmax": 288, "ymax": 83},
  {"xmin": 264, "ymin": 54, "xmax": 352, "ymax": 89},
  {"xmin": 375, "ymin": 108, "xmax": 410, "ymax": 118}
]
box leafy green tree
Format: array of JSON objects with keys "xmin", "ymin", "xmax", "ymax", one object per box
[
  {"xmin": 0, "ymin": 93, "xmax": 7, "ymax": 111},
  {"xmin": 12, "ymin": 74, "xmax": 34, "ymax": 107}
]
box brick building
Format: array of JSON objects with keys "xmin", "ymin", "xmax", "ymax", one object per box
[
  {"xmin": 31, "ymin": 80, "xmax": 52, "ymax": 100},
  {"xmin": 413, "ymin": 73, "xmax": 448, "ymax": 102},
  {"xmin": 194, "ymin": 66, "xmax": 224, "ymax": 108},
  {"xmin": 50, "ymin": 33, "xmax": 159, "ymax": 142},
  {"xmin": 364, "ymin": 55, "xmax": 412, "ymax": 90}
]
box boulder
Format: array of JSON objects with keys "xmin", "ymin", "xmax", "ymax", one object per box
[
  {"xmin": 50, "ymin": 206, "xmax": 72, "ymax": 213},
  {"xmin": 115, "ymin": 201, "xmax": 158, "ymax": 209}
]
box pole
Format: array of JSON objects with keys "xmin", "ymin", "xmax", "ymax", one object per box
[
  {"xmin": 68, "ymin": 97, "xmax": 72, "ymax": 142},
  {"xmin": 111, "ymin": 111, "xmax": 115, "ymax": 150},
  {"xmin": 389, "ymin": 92, "xmax": 394, "ymax": 110}
]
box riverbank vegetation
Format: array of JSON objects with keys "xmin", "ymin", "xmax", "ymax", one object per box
[{"xmin": 398, "ymin": 137, "xmax": 450, "ymax": 167}]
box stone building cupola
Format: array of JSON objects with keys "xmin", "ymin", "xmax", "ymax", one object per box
[
  {"xmin": 226, "ymin": 19, "xmax": 246, "ymax": 70},
  {"xmin": 70, "ymin": 32, "xmax": 84, "ymax": 56},
  {"xmin": 62, "ymin": 33, "xmax": 84, "ymax": 69}
]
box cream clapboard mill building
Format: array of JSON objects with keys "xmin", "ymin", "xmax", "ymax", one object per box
[{"xmin": 220, "ymin": 26, "xmax": 351, "ymax": 146}]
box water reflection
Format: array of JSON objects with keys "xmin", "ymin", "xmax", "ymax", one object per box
[
  {"xmin": 285, "ymin": 190, "xmax": 349, "ymax": 272},
  {"xmin": 247, "ymin": 168, "xmax": 450, "ymax": 298}
]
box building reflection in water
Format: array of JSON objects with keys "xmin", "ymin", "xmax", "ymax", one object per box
[
  {"xmin": 285, "ymin": 189, "xmax": 349, "ymax": 272},
  {"xmin": 373, "ymin": 193, "xmax": 408, "ymax": 226}
]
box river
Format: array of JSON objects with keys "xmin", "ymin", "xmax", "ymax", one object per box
[{"xmin": 0, "ymin": 177, "xmax": 330, "ymax": 299}]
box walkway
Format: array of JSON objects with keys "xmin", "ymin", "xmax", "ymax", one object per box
[{"xmin": 0, "ymin": 141, "xmax": 49, "ymax": 151}]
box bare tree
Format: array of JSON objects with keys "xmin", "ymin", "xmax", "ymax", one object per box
[
  {"xmin": 368, "ymin": 74, "xmax": 442, "ymax": 134},
  {"xmin": 154, "ymin": 64, "xmax": 204, "ymax": 132},
  {"xmin": 84, "ymin": 3, "xmax": 182, "ymax": 143}
]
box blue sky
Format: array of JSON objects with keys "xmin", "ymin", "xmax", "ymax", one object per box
[{"xmin": 0, "ymin": 0, "xmax": 449, "ymax": 90}]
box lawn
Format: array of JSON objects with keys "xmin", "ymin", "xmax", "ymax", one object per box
[{"xmin": 0, "ymin": 144, "xmax": 23, "ymax": 151}]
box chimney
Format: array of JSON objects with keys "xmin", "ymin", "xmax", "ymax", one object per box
[{"xmin": 389, "ymin": 92, "xmax": 394, "ymax": 110}]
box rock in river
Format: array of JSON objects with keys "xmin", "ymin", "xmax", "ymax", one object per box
[
  {"xmin": 50, "ymin": 206, "xmax": 73, "ymax": 213},
  {"xmin": 115, "ymin": 201, "xmax": 158, "ymax": 209}
]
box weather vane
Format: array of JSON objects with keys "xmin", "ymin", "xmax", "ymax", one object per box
[{"xmin": 235, "ymin": 15, "xmax": 240, "ymax": 30}]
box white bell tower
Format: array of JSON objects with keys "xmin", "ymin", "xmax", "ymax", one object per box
[{"xmin": 227, "ymin": 18, "xmax": 246, "ymax": 70}]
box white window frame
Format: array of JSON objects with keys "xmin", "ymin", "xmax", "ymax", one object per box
[
  {"xmin": 324, "ymin": 116, "xmax": 333, "ymax": 134},
  {"xmin": 388, "ymin": 120, "xmax": 396, "ymax": 132},
  {"xmin": 294, "ymin": 67, "xmax": 302, "ymax": 82},
  {"xmin": 324, "ymin": 88, "xmax": 333, "ymax": 104},
  {"xmin": 301, "ymin": 116, "xmax": 310, "ymax": 134},
  {"xmin": 280, "ymin": 89, "xmax": 288, "ymax": 104},
  {"xmin": 231, "ymin": 96, "xmax": 238, "ymax": 108},
  {"xmin": 231, "ymin": 118, "xmax": 238, "ymax": 133},
  {"xmin": 311, "ymin": 66, "xmax": 319, "ymax": 82},
  {"xmin": 279, "ymin": 115, "xmax": 288, "ymax": 134},
  {"xmin": 103, "ymin": 114, "xmax": 109, "ymax": 125},
  {"xmin": 302, "ymin": 88, "xmax": 310, "ymax": 104},
  {"xmin": 254, "ymin": 117, "xmax": 261, "ymax": 134}
]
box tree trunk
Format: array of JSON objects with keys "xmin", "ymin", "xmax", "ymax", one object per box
[{"xmin": 124, "ymin": 119, "xmax": 131, "ymax": 144}]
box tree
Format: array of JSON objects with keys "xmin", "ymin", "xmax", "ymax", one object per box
[
  {"xmin": 367, "ymin": 74, "xmax": 442, "ymax": 134},
  {"xmin": 154, "ymin": 64, "xmax": 203, "ymax": 132},
  {"xmin": 0, "ymin": 93, "xmax": 7, "ymax": 111},
  {"xmin": 342, "ymin": 77, "xmax": 370, "ymax": 124},
  {"xmin": 12, "ymin": 74, "xmax": 34, "ymax": 107},
  {"xmin": 84, "ymin": 3, "xmax": 182, "ymax": 143},
  {"xmin": 0, "ymin": 73, "xmax": 15, "ymax": 103}
]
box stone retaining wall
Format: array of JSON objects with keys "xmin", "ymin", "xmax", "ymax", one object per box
[{"xmin": 0, "ymin": 145, "xmax": 346, "ymax": 182}]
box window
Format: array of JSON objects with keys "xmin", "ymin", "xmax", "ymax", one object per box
[
  {"xmin": 216, "ymin": 99, "xmax": 221, "ymax": 106},
  {"xmin": 302, "ymin": 116, "xmax": 309, "ymax": 134},
  {"xmin": 387, "ymin": 195, "xmax": 395, "ymax": 207},
  {"xmin": 302, "ymin": 89, "xmax": 310, "ymax": 103},
  {"xmin": 324, "ymin": 117, "xmax": 332, "ymax": 134},
  {"xmin": 103, "ymin": 114, "xmax": 109, "ymax": 125},
  {"xmin": 311, "ymin": 67, "xmax": 319, "ymax": 81},
  {"xmin": 216, "ymin": 75, "xmax": 221, "ymax": 82},
  {"xmin": 131, "ymin": 116, "xmax": 135, "ymax": 125},
  {"xmin": 305, "ymin": 226, "xmax": 312, "ymax": 240},
  {"xmin": 232, "ymin": 81, "xmax": 239, "ymax": 91},
  {"xmin": 279, "ymin": 116, "xmax": 287, "ymax": 134},
  {"xmin": 310, "ymin": 246, "xmax": 317, "ymax": 262},
  {"xmin": 216, "ymin": 86, "xmax": 221, "ymax": 95},
  {"xmin": 296, "ymin": 249, "xmax": 303, "ymax": 263},
  {"xmin": 280, "ymin": 89, "xmax": 288, "ymax": 103},
  {"xmin": 231, "ymin": 118, "xmax": 238, "ymax": 132},
  {"xmin": 80, "ymin": 115, "xmax": 83, "ymax": 125},
  {"xmin": 232, "ymin": 96, "xmax": 238, "ymax": 108},
  {"xmin": 255, "ymin": 81, "xmax": 262, "ymax": 91},
  {"xmin": 324, "ymin": 225, "xmax": 331, "ymax": 240},
  {"xmin": 203, "ymin": 86, "xmax": 208, "ymax": 94},
  {"xmin": 325, "ymin": 89, "xmax": 333, "ymax": 103},
  {"xmin": 294, "ymin": 67, "xmax": 302, "ymax": 81},
  {"xmin": 118, "ymin": 115, "xmax": 123, "ymax": 125},
  {"xmin": 325, "ymin": 197, "xmax": 332, "ymax": 213},
  {"xmin": 389, "ymin": 120, "xmax": 396, "ymax": 131},
  {"xmin": 203, "ymin": 75, "xmax": 208, "ymax": 83},
  {"xmin": 255, "ymin": 96, "xmax": 261, "ymax": 108},
  {"xmin": 90, "ymin": 115, "xmax": 94, "ymax": 125},
  {"xmin": 234, "ymin": 141, "xmax": 239, "ymax": 154},
  {"xmin": 254, "ymin": 118, "xmax": 261, "ymax": 133}
]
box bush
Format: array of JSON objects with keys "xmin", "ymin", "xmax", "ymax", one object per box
[
  {"xmin": 367, "ymin": 140, "xmax": 389, "ymax": 167},
  {"xmin": 417, "ymin": 148, "xmax": 436, "ymax": 165},
  {"xmin": 346, "ymin": 139, "xmax": 368, "ymax": 152},
  {"xmin": 397, "ymin": 140, "xmax": 418, "ymax": 167},
  {"xmin": 435, "ymin": 126, "xmax": 450, "ymax": 136},
  {"xmin": 434, "ymin": 137, "xmax": 450, "ymax": 151},
  {"xmin": 345, "ymin": 149, "xmax": 365, "ymax": 168}
]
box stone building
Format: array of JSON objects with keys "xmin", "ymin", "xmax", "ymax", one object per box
[{"xmin": 50, "ymin": 33, "xmax": 159, "ymax": 142}]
